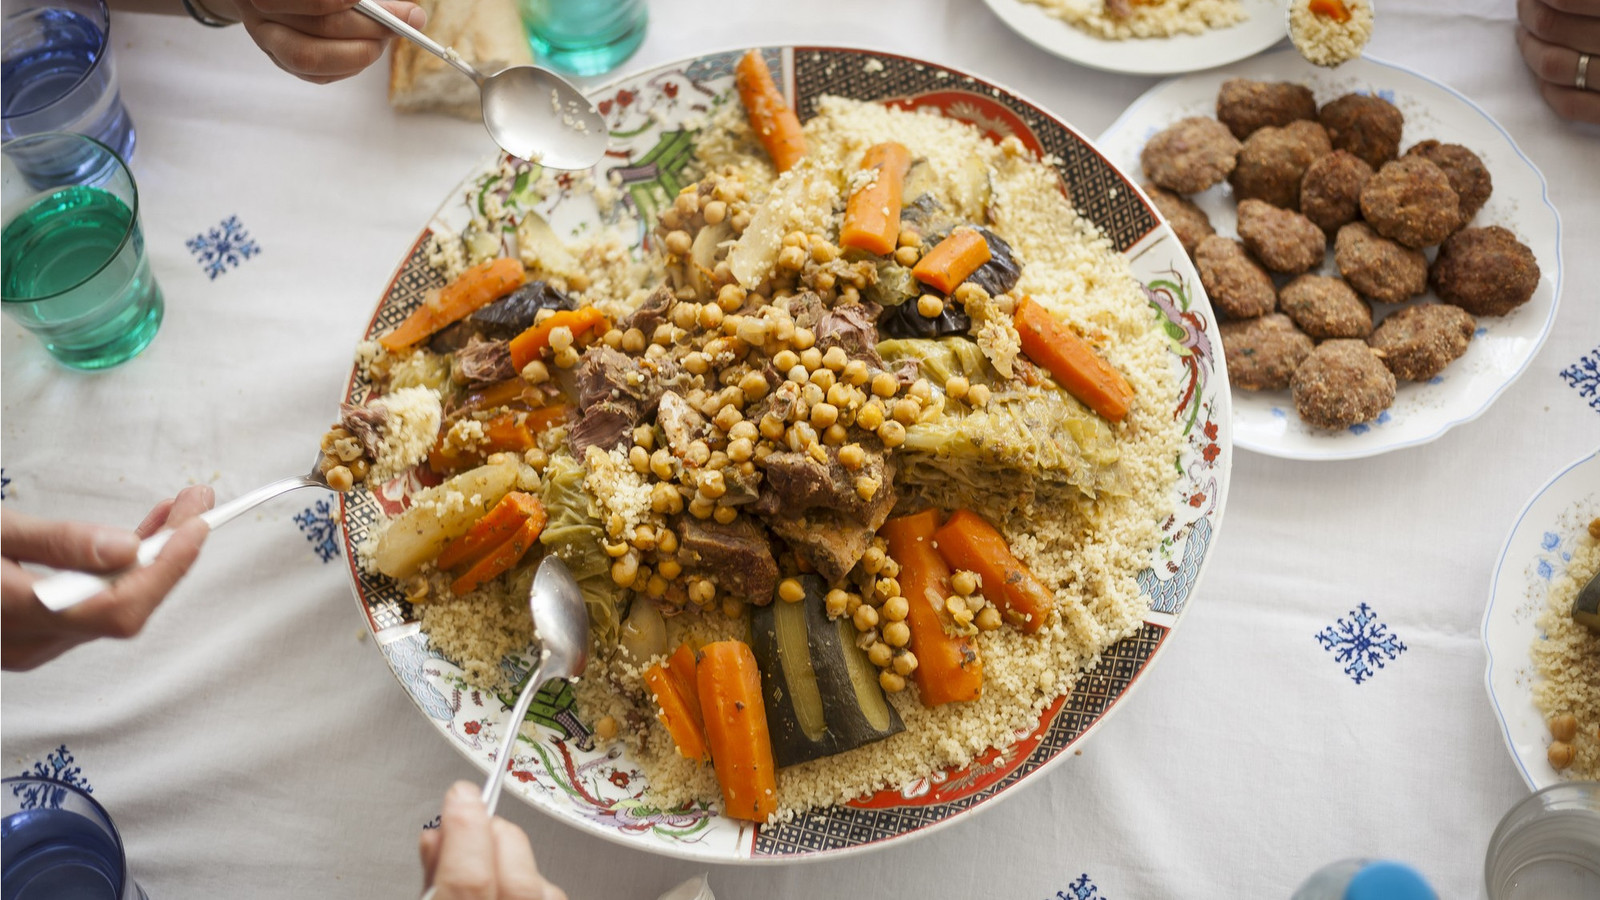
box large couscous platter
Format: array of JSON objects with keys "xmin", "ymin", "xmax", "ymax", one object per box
[{"xmin": 334, "ymin": 47, "xmax": 1231, "ymax": 861}]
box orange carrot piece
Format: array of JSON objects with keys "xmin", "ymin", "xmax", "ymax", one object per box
[
  {"xmin": 735, "ymin": 50, "xmax": 806, "ymax": 173},
  {"xmin": 461, "ymin": 378, "xmax": 532, "ymax": 415},
  {"xmin": 447, "ymin": 510, "xmax": 546, "ymax": 596},
  {"xmin": 880, "ymin": 510, "xmax": 983, "ymax": 706},
  {"xmin": 379, "ymin": 257, "xmax": 526, "ymax": 352},
  {"xmin": 839, "ymin": 141, "xmax": 911, "ymax": 256},
  {"xmin": 932, "ymin": 509, "xmax": 1054, "ymax": 634},
  {"xmin": 1013, "ymin": 296, "xmax": 1135, "ymax": 423},
  {"xmin": 645, "ymin": 662, "xmax": 711, "ymax": 764},
  {"xmin": 507, "ymin": 307, "xmax": 609, "ymax": 372},
  {"xmin": 696, "ymin": 640, "xmax": 777, "ymax": 822},
  {"xmin": 1308, "ymin": 0, "xmax": 1351, "ymax": 22},
  {"xmin": 435, "ymin": 491, "xmax": 542, "ymax": 572},
  {"xmin": 911, "ymin": 228, "xmax": 992, "ymax": 295},
  {"xmin": 665, "ymin": 642, "xmax": 704, "ymax": 728},
  {"xmin": 427, "ymin": 412, "xmax": 532, "ymax": 474}
]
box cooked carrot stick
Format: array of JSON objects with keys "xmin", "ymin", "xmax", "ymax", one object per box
[
  {"xmin": 1013, "ymin": 296, "xmax": 1135, "ymax": 423},
  {"xmin": 460, "ymin": 378, "xmax": 532, "ymax": 415},
  {"xmin": 696, "ymin": 640, "xmax": 777, "ymax": 822},
  {"xmin": 435, "ymin": 491, "xmax": 543, "ymax": 572},
  {"xmin": 645, "ymin": 661, "xmax": 711, "ymax": 763},
  {"xmin": 665, "ymin": 642, "xmax": 704, "ymax": 729},
  {"xmin": 379, "ymin": 257, "xmax": 526, "ymax": 352},
  {"xmin": 880, "ymin": 510, "xmax": 983, "ymax": 706},
  {"xmin": 932, "ymin": 509, "xmax": 1054, "ymax": 634},
  {"xmin": 735, "ymin": 50, "xmax": 806, "ymax": 173},
  {"xmin": 912, "ymin": 228, "xmax": 991, "ymax": 294},
  {"xmin": 507, "ymin": 307, "xmax": 609, "ymax": 372},
  {"xmin": 447, "ymin": 511, "xmax": 545, "ymax": 596},
  {"xmin": 839, "ymin": 142, "xmax": 911, "ymax": 256},
  {"xmin": 1308, "ymin": 0, "xmax": 1351, "ymax": 22}
]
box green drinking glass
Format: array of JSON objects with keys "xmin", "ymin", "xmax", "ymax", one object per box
[
  {"xmin": 1, "ymin": 131, "xmax": 162, "ymax": 369},
  {"xmin": 518, "ymin": 0, "xmax": 647, "ymax": 77}
]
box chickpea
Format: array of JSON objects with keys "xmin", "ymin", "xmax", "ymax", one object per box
[
  {"xmin": 968, "ymin": 383, "xmax": 992, "ymax": 407},
  {"xmin": 882, "ymin": 621, "xmax": 911, "ymax": 648},
  {"xmin": 953, "ymin": 282, "xmax": 988, "ymax": 306},
  {"xmin": 867, "ymin": 641, "xmax": 894, "ymax": 668},
  {"xmin": 871, "ymin": 372, "xmax": 899, "ymax": 398},
  {"xmin": 896, "ymin": 228, "xmax": 922, "ymax": 249},
  {"xmin": 1549, "ymin": 740, "xmax": 1577, "ymax": 770},
  {"xmin": 976, "ymin": 606, "xmax": 1003, "ymax": 632},
  {"xmin": 652, "ymin": 323, "xmax": 676, "ymax": 347},
  {"xmin": 782, "ymin": 230, "xmax": 807, "ymax": 248},
  {"xmin": 810, "ymin": 402, "xmax": 840, "ymax": 429},
  {"xmin": 326, "ymin": 465, "xmax": 355, "ymax": 492},
  {"xmin": 553, "ymin": 346, "xmax": 580, "ymax": 369},
  {"xmin": 893, "ymin": 245, "xmax": 920, "ymax": 268},
  {"xmin": 853, "ymin": 604, "xmax": 880, "ymax": 632},
  {"xmin": 650, "ymin": 448, "xmax": 675, "ymax": 481},
  {"xmin": 810, "ymin": 239, "xmax": 840, "ymax": 264},
  {"xmin": 702, "ymin": 199, "xmax": 727, "ymax": 225},
  {"xmin": 792, "ymin": 327, "xmax": 816, "ymax": 351},
  {"xmin": 1550, "ymin": 714, "xmax": 1580, "ymax": 743},
  {"xmin": 712, "ymin": 505, "xmax": 739, "ymax": 525},
  {"xmin": 628, "ymin": 445, "xmax": 650, "ymax": 473},
  {"xmin": 727, "ymin": 437, "xmax": 754, "ymax": 463},
  {"xmin": 951, "ymin": 570, "xmax": 978, "ymax": 597},
  {"xmin": 892, "ymin": 651, "xmax": 918, "ymax": 677},
  {"xmin": 664, "ymin": 229, "xmax": 692, "ymax": 256},
  {"xmin": 872, "ymin": 575, "xmax": 900, "ymax": 601},
  {"xmin": 842, "ymin": 359, "xmax": 870, "ymax": 387},
  {"xmin": 855, "ymin": 475, "xmax": 881, "ymax": 502},
  {"xmin": 718, "ymin": 283, "xmax": 746, "ymax": 312},
  {"xmin": 688, "ymin": 495, "xmax": 715, "ymax": 520},
  {"xmin": 945, "ymin": 375, "xmax": 970, "ymax": 401},
  {"xmin": 730, "ymin": 211, "xmax": 752, "ymax": 233},
  {"xmin": 522, "ymin": 447, "xmax": 548, "ymax": 471},
  {"xmin": 788, "ymin": 421, "xmax": 818, "ymax": 451},
  {"xmin": 778, "ymin": 245, "xmax": 808, "ymax": 271},
  {"xmin": 908, "ymin": 378, "xmax": 933, "ymax": 404},
  {"xmin": 945, "ymin": 596, "xmax": 967, "ymax": 617},
  {"xmin": 760, "ymin": 413, "xmax": 786, "ymax": 441},
  {"xmin": 878, "ymin": 420, "xmax": 907, "ymax": 448},
  {"xmin": 739, "ymin": 370, "xmax": 770, "ymax": 403},
  {"xmin": 861, "ymin": 546, "xmax": 887, "ymax": 575},
  {"xmin": 729, "ymin": 420, "xmax": 759, "ymax": 442},
  {"xmin": 632, "ymin": 425, "xmax": 655, "ymax": 450},
  {"xmin": 657, "ymin": 529, "xmax": 679, "ymax": 555},
  {"xmin": 825, "ymin": 589, "xmax": 850, "ymax": 619},
  {"xmin": 548, "ymin": 325, "xmax": 575, "ymax": 352},
  {"xmin": 856, "ymin": 401, "xmax": 886, "ymax": 431},
  {"xmin": 699, "ymin": 469, "xmax": 727, "ymax": 500},
  {"xmin": 713, "ymin": 405, "xmax": 743, "ymax": 433},
  {"xmin": 917, "ymin": 294, "xmax": 944, "ymax": 318},
  {"xmin": 880, "ymin": 557, "xmax": 901, "ymax": 579},
  {"xmin": 882, "ymin": 595, "xmax": 909, "ymax": 622},
  {"xmin": 838, "ymin": 443, "xmax": 866, "ymax": 471},
  {"xmin": 879, "ymin": 670, "xmax": 906, "ymax": 693},
  {"xmin": 799, "ymin": 347, "xmax": 823, "ymax": 372},
  {"xmin": 601, "ymin": 328, "xmax": 624, "ymax": 349},
  {"xmin": 595, "ymin": 715, "xmax": 619, "ymax": 741},
  {"xmin": 611, "ymin": 554, "xmax": 640, "ymax": 588},
  {"xmin": 822, "ymin": 345, "xmax": 849, "ymax": 372},
  {"xmin": 621, "ymin": 327, "xmax": 647, "ymax": 353},
  {"xmin": 826, "ymin": 381, "xmax": 852, "ymax": 409},
  {"xmin": 521, "ymin": 359, "xmax": 551, "ymax": 384},
  {"xmin": 892, "ymin": 398, "xmax": 920, "ymax": 425}
]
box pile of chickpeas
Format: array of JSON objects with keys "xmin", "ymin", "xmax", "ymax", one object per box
[
  {"xmin": 317, "ymin": 426, "xmax": 371, "ymax": 493},
  {"xmin": 508, "ymin": 173, "xmax": 1003, "ymax": 677}
]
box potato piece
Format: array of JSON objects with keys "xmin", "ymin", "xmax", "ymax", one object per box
[{"xmin": 374, "ymin": 458, "xmax": 520, "ymax": 578}]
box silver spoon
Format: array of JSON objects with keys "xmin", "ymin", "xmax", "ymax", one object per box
[
  {"xmin": 355, "ymin": 0, "xmax": 609, "ymax": 170},
  {"xmin": 420, "ymin": 555, "xmax": 589, "ymax": 900},
  {"xmin": 31, "ymin": 454, "xmax": 335, "ymax": 612}
]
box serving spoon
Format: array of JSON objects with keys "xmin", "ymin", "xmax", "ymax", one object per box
[
  {"xmin": 30, "ymin": 453, "xmax": 336, "ymax": 613},
  {"xmin": 420, "ymin": 555, "xmax": 589, "ymax": 900},
  {"xmin": 354, "ymin": 0, "xmax": 609, "ymax": 170}
]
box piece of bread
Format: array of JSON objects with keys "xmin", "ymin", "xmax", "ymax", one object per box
[{"xmin": 388, "ymin": 0, "xmax": 534, "ymax": 120}]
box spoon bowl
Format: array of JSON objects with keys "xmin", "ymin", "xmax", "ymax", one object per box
[{"xmin": 355, "ymin": 0, "xmax": 609, "ymax": 169}]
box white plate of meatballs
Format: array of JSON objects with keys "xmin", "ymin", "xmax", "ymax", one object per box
[{"xmin": 1097, "ymin": 49, "xmax": 1562, "ymax": 461}]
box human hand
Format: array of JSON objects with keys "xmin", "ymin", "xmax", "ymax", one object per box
[
  {"xmin": 1516, "ymin": 0, "xmax": 1600, "ymax": 125},
  {"xmin": 419, "ymin": 782, "xmax": 568, "ymax": 900},
  {"xmin": 214, "ymin": 0, "xmax": 428, "ymax": 84},
  {"xmin": 1, "ymin": 486, "xmax": 213, "ymax": 671}
]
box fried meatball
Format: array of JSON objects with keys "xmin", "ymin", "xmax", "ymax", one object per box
[
  {"xmin": 1368, "ymin": 303, "xmax": 1476, "ymax": 381},
  {"xmin": 1194, "ymin": 235, "xmax": 1277, "ymax": 320},
  {"xmin": 1300, "ymin": 150, "xmax": 1373, "ymax": 235},
  {"xmin": 1335, "ymin": 222, "xmax": 1429, "ymax": 304},
  {"xmin": 1144, "ymin": 184, "xmax": 1215, "ymax": 257},
  {"xmin": 1291, "ymin": 339, "xmax": 1396, "ymax": 429},
  {"xmin": 1404, "ymin": 140, "xmax": 1492, "ymax": 227},
  {"xmin": 1229, "ymin": 120, "xmax": 1332, "ymax": 210},
  {"xmin": 1318, "ymin": 93, "xmax": 1404, "ymax": 170},
  {"xmin": 1216, "ymin": 78, "xmax": 1318, "ymax": 140},
  {"xmin": 1221, "ymin": 313, "xmax": 1314, "ymax": 390},
  {"xmin": 1430, "ymin": 226, "xmax": 1541, "ymax": 316},
  {"xmin": 1280, "ymin": 275, "xmax": 1372, "ymax": 339},
  {"xmin": 1141, "ymin": 117, "xmax": 1242, "ymax": 194},
  {"xmin": 1359, "ymin": 157, "xmax": 1460, "ymax": 249},
  {"xmin": 1235, "ymin": 198, "xmax": 1327, "ymax": 274}
]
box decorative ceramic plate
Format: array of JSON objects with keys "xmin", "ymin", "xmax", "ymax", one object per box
[
  {"xmin": 981, "ymin": 0, "xmax": 1289, "ymax": 76},
  {"xmin": 338, "ymin": 46, "xmax": 1232, "ymax": 862},
  {"xmin": 1483, "ymin": 448, "xmax": 1600, "ymax": 791},
  {"xmin": 1097, "ymin": 50, "xmax": 1563, "ymax": 461}
]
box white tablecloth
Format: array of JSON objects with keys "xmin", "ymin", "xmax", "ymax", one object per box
[{"xmin": 4, "ymin": 1, "xmax": 1598, "ymax": 897}]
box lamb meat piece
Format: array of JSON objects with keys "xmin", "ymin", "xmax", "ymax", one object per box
[
  {"xmin": 452, "ymin": 337, "xmax": 517, "ymax": 390},
  {"xmin": 339, "ymin": 403, "xmax": 387, "ymax": 459},
  {"xmin": 782, "ymin": 291, "xmax": 827, "ymax": 331},
  {"xmin": 814, "ymin": 302, "xmax": 884, "ymax": 365},
  {"xmin": 757, "ymin": 447, "xmax": 897, "ymax": 582},
  {"xmin": 618, "ymin": 284, "xmax": 675, "ymax": 336},
  {"xmin": 656, "ymin": 390, "xmax": 707, "ymax": 458},
  {"xmin": 574, "ymin": 346, "xmax": 683, "ymax": 414},
  {"xmin": 567, "ymin": 401, "xmax": 636, "ymax": 456},
  {"xmin": 677, "ymin": 517, "xmax": 779, "ymax": 604},
  {"xmin": 746, "ymin": 380, "xmax": 802, "ymax": 430},
  {"xmin": 769, "ymin": 510, "xmax": 882, "ymax": 586},
  {"xmin": 720, "ymin": 464, "xmax": 764, "ymax": 507}
]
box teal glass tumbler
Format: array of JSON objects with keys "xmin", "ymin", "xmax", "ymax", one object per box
[
  {"xmin": 518, "ymin": 0, "xmax": 647, "ymax": 77},
  {"xmin": 1, "ymin": 131, "xmax": 162, "ymax": 369}
]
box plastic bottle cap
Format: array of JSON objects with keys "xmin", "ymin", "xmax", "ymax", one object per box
[{"xmin": 1345, "ymin": 861, "xmax": 1436, "ymax": 900}]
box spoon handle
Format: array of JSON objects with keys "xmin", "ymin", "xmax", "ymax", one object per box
[
  {"xmin": 482, "ymin": 660, "xmax": 551, "ymax": 817},
  {"xmin": 353, "ymin": 0, "xmax": 484, "ymax": 84}
]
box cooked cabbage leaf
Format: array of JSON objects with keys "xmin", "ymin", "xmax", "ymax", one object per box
[{"xmin": 539, "ymin": 454, "xmax": 620, "ymax": 647}]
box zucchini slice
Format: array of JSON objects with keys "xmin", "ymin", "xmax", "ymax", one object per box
[{"xmin": 750, "ymin": 574, "xmax": 905, "ymax": 767}]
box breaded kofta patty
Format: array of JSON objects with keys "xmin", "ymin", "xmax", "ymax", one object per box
[
  {"xmin": 1359, "ymin": 157, "xmax": 1461, "ymax": 249},
  {"xmin": 1279, "ymin": 274, "xmax": 1373, "ymax": 339},
  {"xmin": 1318, "ymin": 93, "xmax": 1405, "ymax": 170},
  {"xmin": 1403, "ymin": 140, "xmax": 1493, "ymax": 228},
  {"xmin": 1292, "ymin": 339, "xmax": 1397, "ymax": 429},
  {"xmin": 1229, "ymin": 119, "xmax": 1332, "ymax": 210},
  {"xmin": 1300, "ymin": 150, "xmax": 1373, "ymax": 235},
  {"xmin": 1221, "ymin": 313, "xmax": 1315, "ymax": 391},
  {"xmin": 1335, "ymin": 222, "xmax": 1429, "ymax": 304},
  {"xmin": 1368, "ymin": 303, "xmax": 1476, "ymax": 381},
  {"xmin": 1194, "ymin": 235, "xmax": 1277, "ymax": 320},
  {"xmin": 1141, "ymin": 116, "xmax": 1242, "ymax": 194},
  {"xmin": 1144, "ymin": 183, "xmax": 1216, "ymax": 257},
  {"xmin": 1235, "ymin": 198, "xmax": 1327, "ymax": 274},
  {"xmin": 1429, "ymin": 226, "xmax": 1540, "ymax": 316},
  {"xmin": 1216, "ymin": 78, "xmax": 1319, "ymax": 140}
]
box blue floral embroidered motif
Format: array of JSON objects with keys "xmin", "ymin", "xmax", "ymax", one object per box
[
  {"xmin": 1316, "ymin": 603, "xmax": 1407, "ymax": 684},
  {"xmin": 11, "ymin": 745, "xmax": 92, "ymax": 810},
  {"xmin": 293, "ymin": 499, "xmax": 340, "ymax": 562},
  {"xmin": 1053, "ymin": 874, "xmax": 1106, "ymax": 900},
  {"xmin": 1560, "ymin": 347, "xmax": 1600, "ymax": 414},
  {"xmin": 0, "ymin": 468, "xmax": 9, "ymax": 499},
  {"xmin": 186, "ymin": 215, "xmax": 260, "ymax": 280}
]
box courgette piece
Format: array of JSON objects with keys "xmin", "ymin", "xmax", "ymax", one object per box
[
  {"xmin": 1574, "ymin": 569, "xmax": 1600, "ymax": 635},
  {"xmin": 750, "ymin": 574, "xmax": 904, "ymax": 767}
]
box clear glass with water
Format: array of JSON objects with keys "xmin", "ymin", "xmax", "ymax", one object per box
[
  {"xmin": 518, "ymin": 0, "xmax": 647, "ymax": 76},
  {"xmin": 1, "ymin": 776, "xmax": 147, "ymax": 900},
  {"xmin": 1, "ymin": 0, "xmax": 135, "ymax": 161},
  {"xmin": 1485, "ymin": 781, "xmax": 1600, "ymax": 900}
]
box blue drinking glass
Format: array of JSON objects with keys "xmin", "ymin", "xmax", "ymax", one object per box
[
  {"xmin": 1, "ymin": 776, "xmax": 148, "ymax": 900},
  {"xmin": 1, "ymin": 0, "xmax": 136, "ymax": 166}
]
